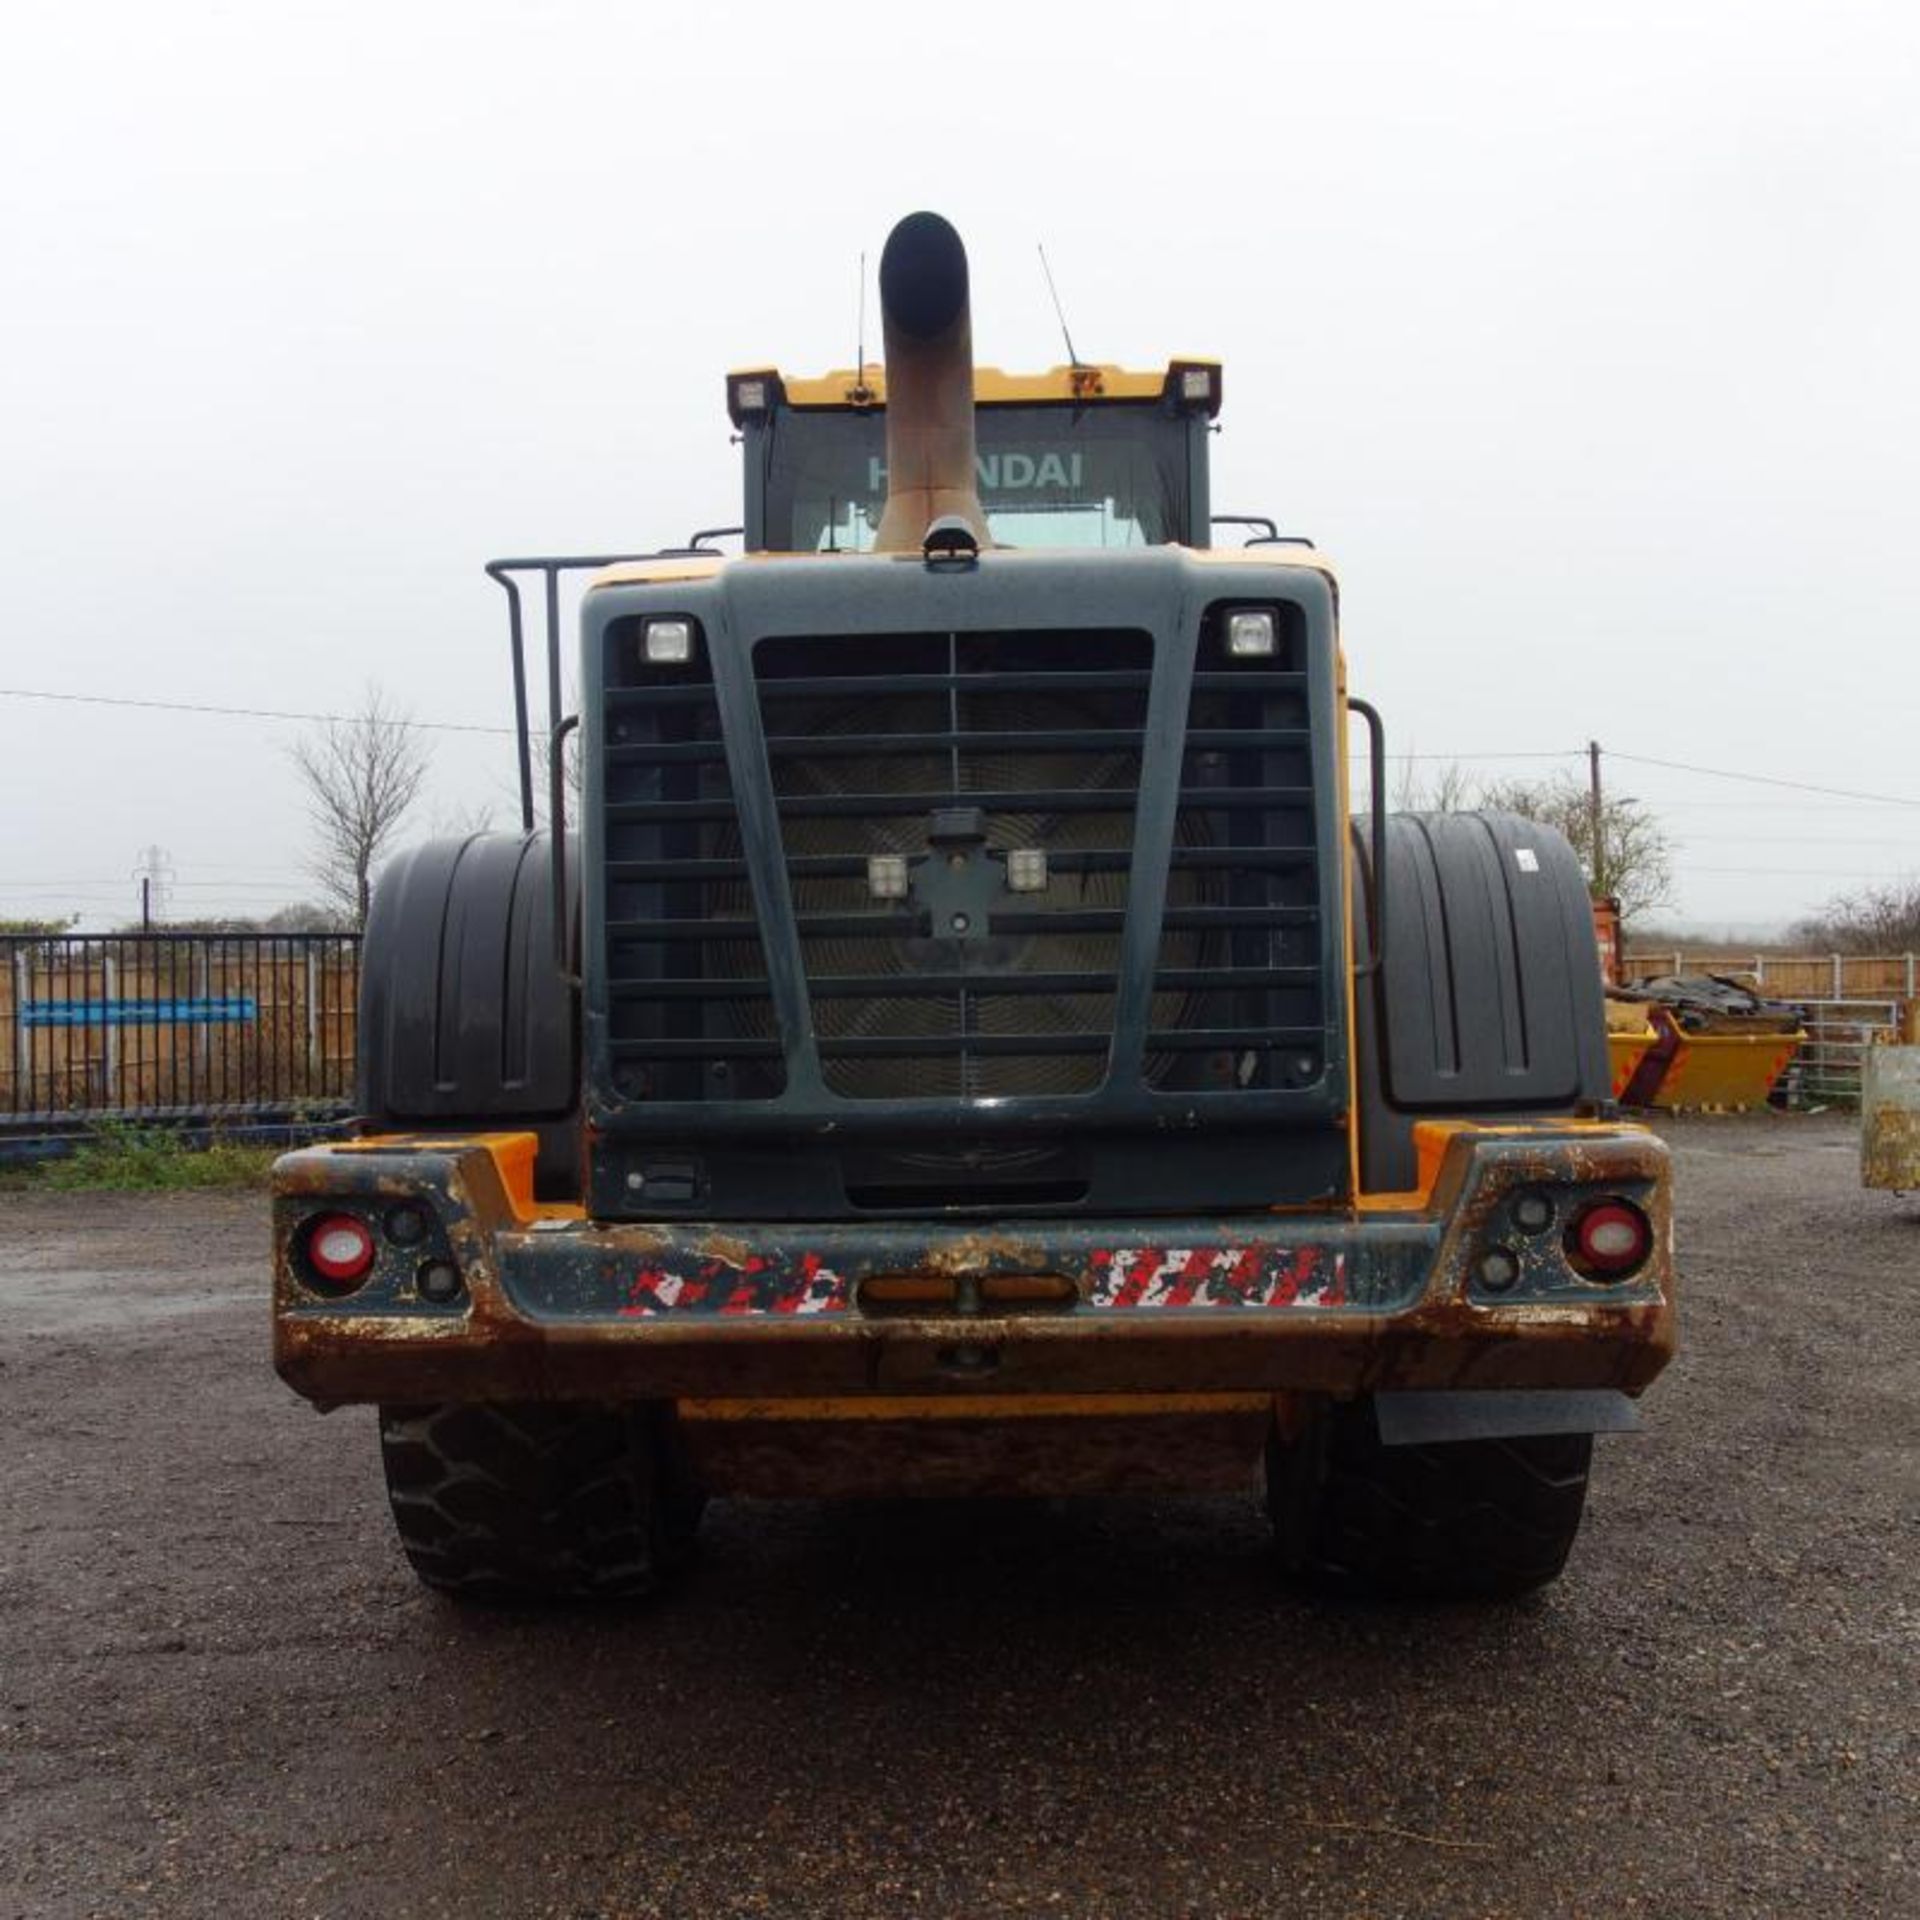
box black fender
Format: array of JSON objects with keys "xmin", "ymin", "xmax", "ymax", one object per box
[
  {"xmin": 1352, "ymin": 811, "xmax": 1610, "ymax": 1191},
  {"xmin": 358, "ymin": 833, "xmax": 580, "ymax": 1196}
]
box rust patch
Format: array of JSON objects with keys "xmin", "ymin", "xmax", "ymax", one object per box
[
  {"xmin": 270, "ymin": 1124, "xmax": 1678, "ymax": 1411},
  {"xmin": 1863, "ymin": 1105, "xmax": 1920, "ymax": 1191},
  {"xmin": 684, "ymin": 1406, "xmax": 1270, "ymax": 1498},
  {"xmin": 921, "ymin": 1231, "xmax": 1047, "ymax": 1278}
]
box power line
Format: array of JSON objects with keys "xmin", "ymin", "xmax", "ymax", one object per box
[
  {"xmin": 0, "ymin": 879, "xmax": 305, "ymax": 891},
  {"xmin": 1678, "ymin": 864, "xmax": 1920, "ymax": 878},
  {"xmin": 1607, "ymin": 750, "xmax": 1920, "ymax": 812},
  {"xmin": 1671, "ymin": 835, "xmax": 1920, "ymax": 848},
  {"xmin": 1626, "ymin": 799, "xmax": 1920, "ymax": 812},
  {"xmin": 1384, "ymin": 750, "xmax": 1580, "ymax": 762},
  {"xmin": 174, "ymin": 861, "xmax": 322, "ymax": 874},
  {"xmin": 0, "ymin": 683, "xmax": 1564, "ymax": 763},
  {"xmin": 6, "ymin": 678, "xmax": 1914, "ymax": 818},
  {"xmin": 0, "ymin": 686, "xmax": 514, "ymax": 736}
]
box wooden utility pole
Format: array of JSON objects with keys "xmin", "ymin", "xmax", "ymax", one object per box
[{"xmin": 1588, "ymin": 740, "xmax": 1605, "ymax": 893}]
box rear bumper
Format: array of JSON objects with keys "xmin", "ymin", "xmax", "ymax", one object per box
[{"xmin": 271, "ymin": 1123, "xmax": 1675, "ymax": 1409}]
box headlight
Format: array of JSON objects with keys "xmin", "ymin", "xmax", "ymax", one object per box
[
  {"xmin": 642, "ymin": 617, "xmax": 695, "ymax": 666},
  {"xmin": 1225, "ymin": 608, "xmax": 1277, "ymax": 658}
]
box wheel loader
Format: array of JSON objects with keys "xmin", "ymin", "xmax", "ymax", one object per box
[{"xmin": 273, "ymin": 213, "xmax": 1674, "ymax": 1599}]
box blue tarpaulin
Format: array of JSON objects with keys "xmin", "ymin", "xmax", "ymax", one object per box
[{"xmin": 20, "ymin": 997, "xmax": 258, "ymax": 1029}]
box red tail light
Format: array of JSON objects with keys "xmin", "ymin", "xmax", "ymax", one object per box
[
  {"xmin": 1567, "ymin": 1199, "xmax": 1653, "ymax": 1281},
  {"xmin": 303, "ymin": 1211, "xmax": 377, "ymax": 1292}
]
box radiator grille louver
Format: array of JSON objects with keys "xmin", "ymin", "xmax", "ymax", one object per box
[
  {"xmin": 1159, "ymin": 617, "xmax": 1325, "ymax": 1093},
  {"xmin": 599, "ymin": 618, "xmax": 1322, "ymax": 1108},
  {"xmin": 749, "ymin": 629, "xmax": 1178, "ymax": 1099},
  {"xmin": 603, "ymin": 643, "xmax": 786, "ymax": 1102}
]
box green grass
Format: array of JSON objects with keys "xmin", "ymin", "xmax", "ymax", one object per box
[{"xmin": 1, "ymin": 1121, "xmax": 278, "ymax": 1193}]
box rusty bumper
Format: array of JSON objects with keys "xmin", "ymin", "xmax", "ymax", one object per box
[{"xmin": 271, "ymin": 1124, "xmax": 1675, "ymax": 1410}]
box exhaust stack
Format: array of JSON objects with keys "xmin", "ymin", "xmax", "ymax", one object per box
[{"xmin": 873, "ymin": 212, "xmax": 990, "ymax": 553}]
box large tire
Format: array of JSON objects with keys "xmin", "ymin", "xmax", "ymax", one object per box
[
  {"xmin": 378, "ymin": 1402, "xmax": 704, "ymax": 1601},
  {"xmin": 1268, "ymin": 1398, "xmax": 1592, "ymax": 1599}
]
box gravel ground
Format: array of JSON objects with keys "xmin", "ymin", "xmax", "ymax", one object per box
[{"xmin": 2, "ymin": 1112, "xmax": 1914, "ymax": 1919}]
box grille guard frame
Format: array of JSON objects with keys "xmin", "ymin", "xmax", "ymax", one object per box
[{"xmin": 579, "ymin": 550, "xmax": 1351, "ymax": 1173}]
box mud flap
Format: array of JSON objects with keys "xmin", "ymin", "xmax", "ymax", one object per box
[{"xmin": 1373, "ymin": 1388, "xmax": 1642, "ymax": 1446}]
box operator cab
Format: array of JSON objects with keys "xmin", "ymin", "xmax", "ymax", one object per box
[{"xmin": 726, "ymin": 362, "xmax": 1221, "ymax": 553}]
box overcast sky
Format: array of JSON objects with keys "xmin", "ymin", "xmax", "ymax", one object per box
[{"xmin": 4, "ymin": 1, "xmax": 1916, "ymax": 935}]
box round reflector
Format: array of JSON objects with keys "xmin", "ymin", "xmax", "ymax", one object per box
[
  {"xmin": 1569, "ymin": 1199, "xmax": 1652, "ymax": 1280},
  {"xmin": 1476, "ymin": 1246, "xmax": 1522, "ymax": 1294},
  {"xmin": 304, "ymin": 1211, "xmax": 377, "ymax": 1290},
  {"xmin": 1511, "ymin": 1189, "xmax": 1555, "ymax": 1235}
]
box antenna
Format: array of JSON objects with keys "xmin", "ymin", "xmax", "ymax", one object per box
[
  {"xmin": 854, "ymin": 249, "xmax": 869, "ymax": 400},
  {"xmin": 1037, "ymin": 242, "xmax": 1086, "ymax": 369}
]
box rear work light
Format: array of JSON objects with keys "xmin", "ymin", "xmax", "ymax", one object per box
[
  {"xmin": 302, "ymin": 1211, "xmax": 377, "ymax": 1292},
  {"xmin": 1225, "ymin": 608, "xmax": 1278, "ymax": 659},
  {"xmin": 1567, "ymin": 1198, "xmax": 1654, "ymax": 1281},
  {"xmin": 642, "ymin": 617, "xmax": 695, "ymax": 665},
  {"xmin": 1005, "ymin": 847, "xmax": 1049, "ymax": 893}
]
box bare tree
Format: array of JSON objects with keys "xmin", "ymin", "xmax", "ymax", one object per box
[
  {"xmin": 1388, "ymin": 759, "xmax": 1670, "ymax": 922},
  {"xmin": 291, "ymin": 686, "xmax": 430, "ymax": 927},
  {"xmin": 1792, "ymin": 879, "xmax": 1920, "ymax": 953},
  {"xmin": 430, "ymin": 799, "xmax": 502, "ymax": 840},
  {"xmin": 1479, "ymin": 772, "xmax": 1673, "ymax": 926},
  {"xmin": 1393, "ymin": 756, "xmax": 1477, "ymax": 814}
]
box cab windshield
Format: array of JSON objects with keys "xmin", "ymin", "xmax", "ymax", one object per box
[{"xmin": 754, "ymin": 402, "xmax": 1193, "ymax": 552}]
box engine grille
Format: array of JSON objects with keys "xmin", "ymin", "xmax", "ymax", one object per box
[
  {"xmin": 599, "ymin": 616, "xmax": 1323, "ymax": 1108},
  {"xmin": 1161, "ymin": 607, "xmax": 1324, "ymax": 1092},
  {"xmin": 746, "ymin": 628, "xmax": 1172, "ymax": 1099},
  {"xmin": 602, "ymin": 638, "xmax": 786, "ymax": 1103}
]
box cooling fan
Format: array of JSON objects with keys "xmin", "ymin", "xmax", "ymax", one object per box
[{"xmin": 707, "ymin": 687, "xmax": 1217, "ymax": 1099}]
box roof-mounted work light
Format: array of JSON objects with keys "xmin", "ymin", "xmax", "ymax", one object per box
[
  {"xmin": 726, "ymin": 369, "xmax": 786, "ymax": 428},
  {"xmin": 1164, "ymin": 359, "xmax": 1222, "ymax": 417}
]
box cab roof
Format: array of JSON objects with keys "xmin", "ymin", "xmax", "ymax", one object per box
[{"xmin": 726, "ymin": 359, "xmax": 1221, "ymax": 424}]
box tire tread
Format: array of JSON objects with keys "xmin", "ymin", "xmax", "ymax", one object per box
[
  {"xmin": 1270, "ymin": 1400, "xmax": 1592, "ymax": 1598},
  {"xmin": 378, "ymin": 1402, "xmax": 702, "ymax": 1601}
]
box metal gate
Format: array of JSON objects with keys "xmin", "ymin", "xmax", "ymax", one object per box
[
  {"xmin": 1787, "ymin": 999, "xmax": 1905, "ymax": 1108},
  {"xmin": 2, "ymin": 933, "xmax": 360, "ymax": 1130}
]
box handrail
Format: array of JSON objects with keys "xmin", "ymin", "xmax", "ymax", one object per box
[
  {"xmin": 1348, "ymin": 696, "xmax": 1387, "ymax": 979},
  {"xmin": 485, "ymin": 554, "xmax": 677, "ymax": 966}
]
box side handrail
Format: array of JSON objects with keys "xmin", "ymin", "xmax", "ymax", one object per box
[
  {"xmin": 1210, "ymin": 513, "xmax": 1279, "ymax": 542},
  {"xmin": 549, "ymin": 713, "xmax": 581, "ymax": 981},
  {"xmin": 1208, "ymin": 514, "xmax": 1318, "ymax": 549},
  {"xmin": 486, "ymin": 556, "xmax": 647, "ymax": 832},
  {"xmin": 1348, "ymin": 696, "xmax": 1387, "ymax": 978},
  {"xmin": 486, "ymin": 554, "xmax": 685, "ymax": 973}
]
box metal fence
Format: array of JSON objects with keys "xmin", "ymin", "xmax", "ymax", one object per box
[
  {"xmin": 1623, "ymin": 950, "xmax": 1919, "ymax": 1001},
  {"xmin": 1785, "ymin": 999, "xmax": 1905, "ymax": 1108},
  {"xmin": 8, "ymin": 930, "xmax": 1902, "ymax": 1125},
  {"xmin": 1620, "ymin": 951, "xmax": 1915, "ymax": 1107},
  {"xmin": 1, "ymin": 933, "xmax": 361, "ymax": 1131}
]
